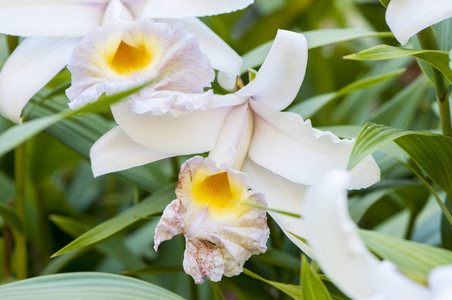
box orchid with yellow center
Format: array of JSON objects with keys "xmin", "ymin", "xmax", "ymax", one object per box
[
  {"xmin": 154, "ymin": 156, "xmax": 269, "ymax": 284},
  {"xmin": 304, "ymin": 169, "xmax": 452, "ymax": 300},
  {"xmin": 66, "ymin": 18, "xmax": 215, "ymax": 116},
  {"xmin": 0, "ymin": 0, "xmax": 248, "ymax": 123},
  {"xmin": 91, "ymin": 29, "xmax": 380, "ymax": 255},
  {"xmin": 386, "ymin": 0, "xmax": 452, "ymax": 45}
]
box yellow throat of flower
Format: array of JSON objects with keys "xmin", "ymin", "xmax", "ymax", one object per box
[{"xmin": 109, "ymin": 41, "xmax": 152, "ymax": 74}]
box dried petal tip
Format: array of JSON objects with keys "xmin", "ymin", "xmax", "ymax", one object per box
[{"xmin": 154, "ymin": 156, "xmax": 270, "ymax": 284}]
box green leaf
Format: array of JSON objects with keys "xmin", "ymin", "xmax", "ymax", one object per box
[
  {"xmin": 289, "ymin": 68, "xmax": 405, "ymax": 118},
  {"xmin": 344, "ymin": 45, "xmax": 452, "ymax": 84},
  {"xmin": 243, "ymin": 268, "xmax": 302, "ymax": 300},
  {"xmin": 0, "ymin": 272, "xmax": 184, "ymax": 300},
  {"xmin": 301, "ymin": 256, "xmax": 333, "ymax": 300},
  {"xmin": 347, "ymin": 123, "xmax": 452, "ymax": 224},
  {"xmin": 379, "ymin": 0, "xmax": 390, "ymax": 8},
  {"xmin": 0, "ymin": 203, "xmax": 23, "ymax": 235},
  {"xmin": 0, "ymin": 82, "xmax": 149, "ymax": 158},
  {"xmin": 361, "ymin": 229, "xmax": 452, "ymax": 282},
  {"xmin": 52, "ymin": 186, "xmax": 175, "ymax": 257},
  {"xmin": 242, "ymin": 29, "xmax": 393, "ymax": 72}
]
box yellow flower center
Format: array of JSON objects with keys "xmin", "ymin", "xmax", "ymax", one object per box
[
  {"xmin": 193, "ymin": 172, "xmax": 239, "ymax": 209},
  {"xmin": 109, "ymin": 41, "xmax": 152, "ymax": 74}
]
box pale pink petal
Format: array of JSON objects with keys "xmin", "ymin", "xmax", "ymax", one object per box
[
  {"xmin": 236, "ymin": 30, "xmax": 307, "ymax": 111},
  {"xmin": 154, "ymin": 199, "xmax": 185, "ymax": 250},
  {"xmin": 90, "ymin": 126, "xmax": 176, "ymax": 177},
  {"xmin": 142, "ymin": 0, "xmax": 253, "ymax": 18},
  {"xmin": 101, "ymin": 0, "xmax": 133, "ymax": 24},
  {"xmin": 0, "ymin": 37, "xmax": 79, "ymax": 123},
  {"xmin": 248, "ymin": 100, "xmax": 380, "ymax": 189},
  {"xmin": 386, "ymin": 0, "xmax": 452, "ymax": 45},
  {"xmin": 0, "ymin": 0, "xmax": 109, "ymax": 37},
  {"xmin": 156, "ymin": 17, "xmax": 242, "ymax": 89},
  {"xmin": 111, "ymin": 100, "xmax": 232, "ymax": 154}
]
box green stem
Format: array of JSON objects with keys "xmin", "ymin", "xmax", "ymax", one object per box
[
  {"xmin": 14, "ymin": 143, "xmax": 27, "ymax": 280},
  {"xmin": 417, "ymin": 27, "xmax": 451, "ymax": 136},
  {"xmin": 404, "ymin": 212, "xmax": 416, "ymax": 240}
]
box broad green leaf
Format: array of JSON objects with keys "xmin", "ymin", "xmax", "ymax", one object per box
[
  {"xmin": 301, "ymin": 256, "xmax": 333, "ymax": 300},
  {"xmin": 52, "ymin": 186, "xmax": 175, "ymax": 257},
  {"xmin": 348, "ymin": 123, "xmax": 452, "ymax": 198},
  {"xmin": 0, "ymin": 272, "xmax": 184, "ymax": 300},
  {"xmin": 0, "ymin": 82, "xmax": 149, "ymax": 158},
  {"xmin": 243, "ymin": 268, "xmax": 302, "ymax": 300},
  {"xmin": 361, "ymin": 229, "xmax": 452, "ymax": 282},
  {"xmin": 289, "ymin": 69, "xmax": 405, "ymax": 118},
  {"xmin": 242, "ymin": 29, "xmax": 393, "ymax": 72},
  {"xmin": 254, "ymin": 248, "xmax": 300, "ymax": 270},
  {"xmin": 344, "ymin": 45, "xmax": 452, "ymax": 84}
]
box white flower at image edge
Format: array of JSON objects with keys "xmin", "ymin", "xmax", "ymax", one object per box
[
  {"xmin": 0, "ymin": 0, "xmax": 249, "ymax": 122},
  {"xmin": 154, "ymin": 156, "xmax": 269, "ymax": 284},
  {"xmin": 303, "ymin": 169, "xmax": 452, "ymax": 300},
  {"xmin": 91, "ymin": 29, "xmax": 381, "ymax": 255},
  {"xmin": 66, "ymin": 18, "xmax": 214, "ymax": 116},
  {"xmin": 386, "ymin": 0, "xmax": 452, "ymax": 45}
]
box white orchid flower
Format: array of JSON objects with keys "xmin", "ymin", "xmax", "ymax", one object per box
[
  {"xmin": 0, "ymin": 0, "xmax": 249, "ymax": 123},
  {"xmin": 92, "ymin": 29, "xmax": 380, "ymax": 255},
  {"xmin": 154, "ymin": 156, "xmax": 269, "ymax": 284},
  {"xmin": 303, "ymin": 169, "xmax": 452, "ymax": 300},
  {"xmin": 66, "ymin": 18, "xmax": 215, "ymax": 116},
  {"xmin": 386, "ymin": 0, "xmax": 452, "ymax": 45}
]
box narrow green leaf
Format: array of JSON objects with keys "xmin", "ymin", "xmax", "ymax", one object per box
[
  {"xmin": 344, "ymin": 45, "xmax": 452, "ymax": 84},
  {"xmin": 242, "ymin": 29, "xmax": 393, "ymax": 72},
  {"xmin": 289, "ymin": 69, "xmax": 405, "ymax": 118},
  {"xmin": 379, "ymin": 0, "xmax": 390, "ymax": 8},
  {"xmin": 243, "ymin": 268, "xmax": 302, "ymax": 300},
  {"xmin": 0, "ymin": 82, "xmax": 149, "ymax": 158},
  {"xmin": 0, "ymin": 272, "xmax": 184, "ymax": 300},
  {"xmin": 301, "ymin": 256, "xmax": 333, "ymax": 300},
  {"xmin": 52, "ymin": 186, "xmax": 175, "ymax": 257},
  {"xmin": 0, "ymin": 204, "xmax": 23, "ymax": 235},
  {"xmin": 361, "ymin": 229, "xmax": 452, "ymax": 282}
]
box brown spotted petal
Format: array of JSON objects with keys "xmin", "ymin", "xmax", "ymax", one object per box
[{"xmin": 154, "ymin": 156, "xmax": 269, "ymax": 284}]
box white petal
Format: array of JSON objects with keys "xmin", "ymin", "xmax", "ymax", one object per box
[
  {"xmin": 304, "ymin": 169, "xmax": 430, "ymax": 300},
  {"xmin": 90, "ymin": 126, "xmax": 176, "ymax": 177},
  {"xmin": 156, "ymin": 17, "xmax": 242, "ymax": 86},
  {"xmin": 208, "ymin": 104, "xmax": 253, "ymax": 169},
  {"xmin": 429, "ymin": 265, "xmax": 452, "ymax": 299},
  {"xmin": 0, "ymin": 37, "xmax": 79, "ymax": 123},
  {"xmin": 142, "ymin": 0, "xmax": 253, "ymax": 18},
  {"xmin": 236, "ymin": 30, "xmax": 307, "ymax": 111},
  {"xmin": 386, "ymin": 0, "xmax": 452, "ymax": 45},
  {"xmin": 102, "ymin": 0, "xmax": 134, "ymax": 24},
  {"xmin": 248, "ymin": 100, "xmax": 380, "ymax": 189},
  {"xmin": 112, "ymin": 100, "xmax": 232, "ymax": 154},
  {"xmin": 0, "ymin": 0, "xmax": 108, "ymax": 37},
  {"xmin": 241, "ymin": 158, "xmax": 312, "ymax": 256}
]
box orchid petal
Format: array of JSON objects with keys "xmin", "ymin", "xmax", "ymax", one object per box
[
  {"xmin": 248, "ymin": 100, "xmax": 380, "ymax": 189},
  {"xmin": 142, "ymin": 0, "xmax": 252, "ymax": 19},
  {"xmin": 241, "ymin": 158, "xmax": 312, "ymax": 256},
  {"xmin": 102, "ymin": 0, "xmax": 133, "ymax": 24},
  {"xmin": 304, "ymin": 169, "xmax": 430, "ymax": 300},
  {"xmin": 156, "ymin": 17, "xmax": 242, "ymax": 89},
  {"xmin": 208, "ymin": 104, "xmax": 253, "ymax": 169},
  {"xmin": 90, "ymin": 126, "xmax": 175, "ymax": 177},
  {"xmin": 0, "ymin": 0, "xmax": 108, "ymax": 37},
  {"xmin": 429, "ymin": 265, "xmax": 452, "ymax": 299},
  {"xmin": 386, "ymin": 0, "xmax": 452, "ymax": 45},
  {"xmin": 0, "ymin": 37, "xmax": 79, "ymax": 123},
  {"xmin": 236, "ymin": 30, "xmax": 307, "ymax": 111},
  {"xmin": 111, "ymin": 100, "xmax": 232, "ymax": 154}
]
